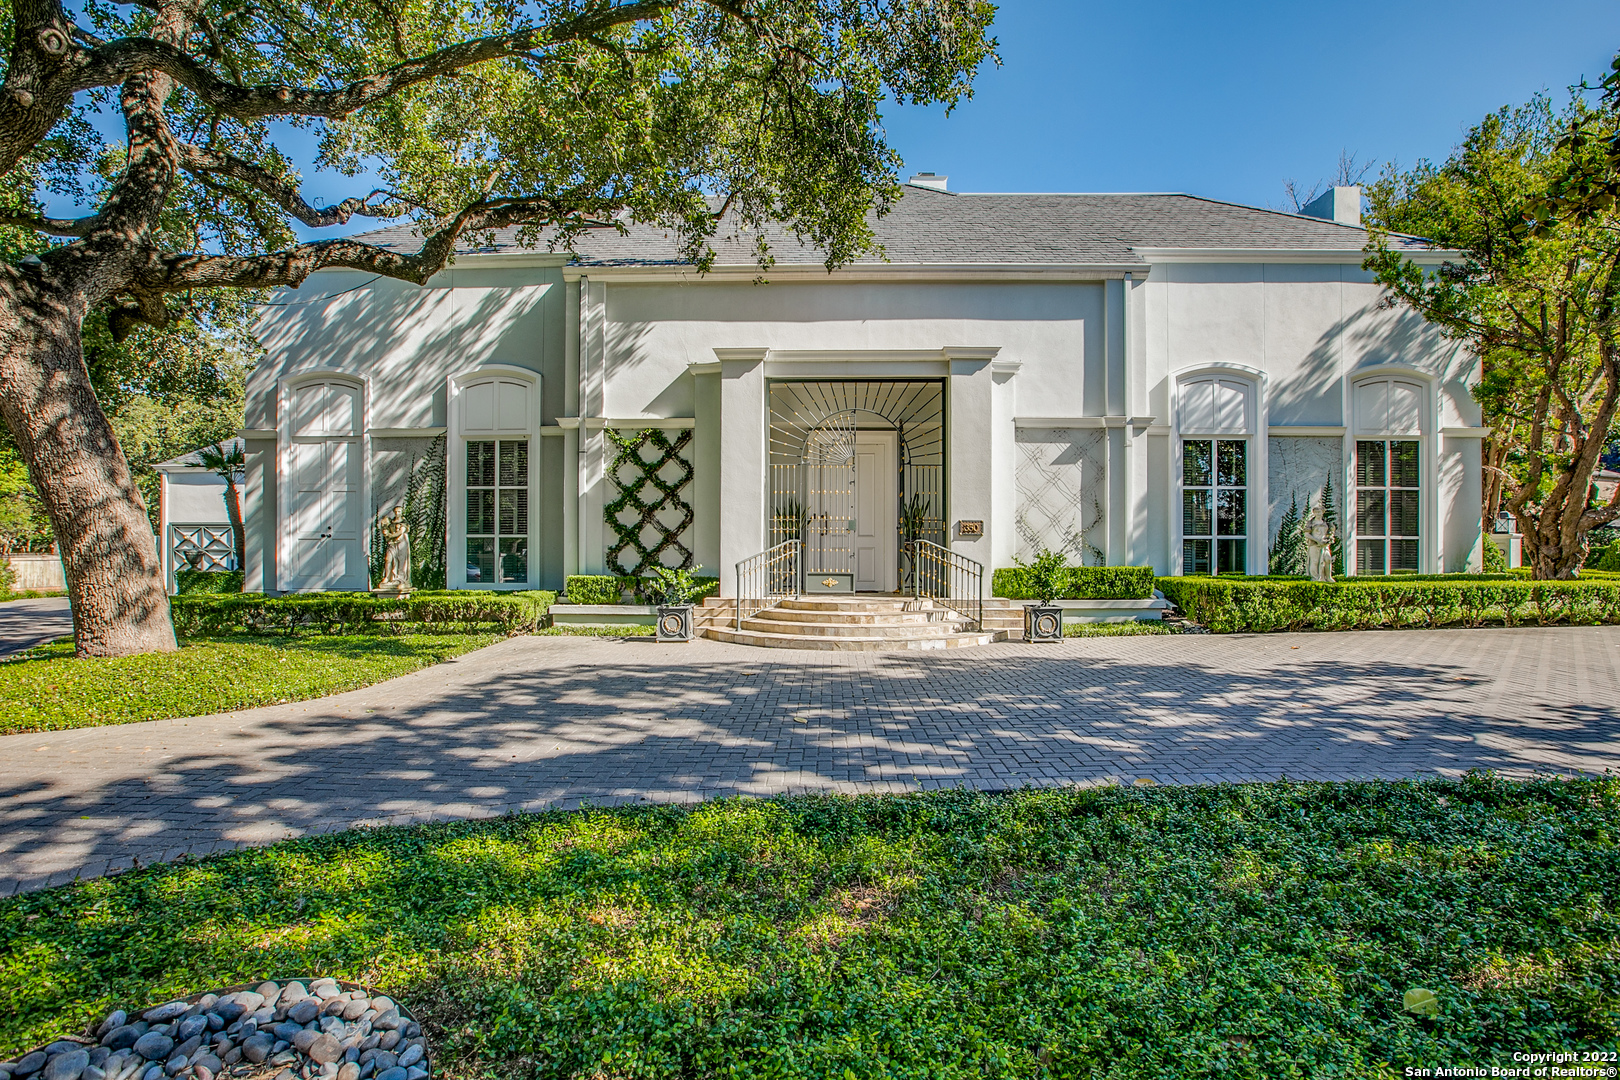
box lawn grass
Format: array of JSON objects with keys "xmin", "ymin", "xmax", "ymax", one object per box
[
  {"xmin": 1062, "ymin": 620, "xmax": 1176, "ymax": 637},
  {"xmin": 0, "ymin": 632, "xmax": 499, "ymax": 736},
  {"xmin": 1, "ymin": 778, "xmax": 1615, "ymax": 1077}
]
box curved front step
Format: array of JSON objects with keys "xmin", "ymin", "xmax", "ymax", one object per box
[
  {"xmin": 761, "ymin": 606, "xmax": 957, "ymax": 626},
  {"xmin": 702, "ymin": 627, "xmax": 1006, "ymax": 651},
  {"xmin": 741, "ymin": 615, "xmax": 970, "ymax": 638}
]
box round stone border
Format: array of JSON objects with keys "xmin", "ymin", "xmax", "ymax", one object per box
[{"xmin": 3, "ymin": 977, "xmax": 432, "ymax": 1080}]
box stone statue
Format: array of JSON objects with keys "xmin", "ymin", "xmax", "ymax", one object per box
[
  {"xmin": 375, "ymin": 506, "xmax": 412, "ymax": 594},
  {"xmin": 1303, "ymin": 500, "xmax": 1335, "ymax": 583}
]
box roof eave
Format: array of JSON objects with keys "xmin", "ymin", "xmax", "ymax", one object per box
[{"xmin": 558, "ymin": 261, "xmax": 1146, "ymax": 283}]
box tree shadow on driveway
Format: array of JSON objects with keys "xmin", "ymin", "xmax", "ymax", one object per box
[{"xmin": 2, "ymin": 626, "xmax": 1617, "ymax": 892}]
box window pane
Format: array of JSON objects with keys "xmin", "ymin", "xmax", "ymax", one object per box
[
  {"xmin": 1217, "ymin": 538, "xmax": 1247, "ymax": 575},
  {"xmin": 1184, "ymin": 489, "xmax": 1212, "ymax": 536},
  {"xmin": 1183, "ymin": 538, "xmax": 1212, "ymax": 575},
  {"xmin": 467, "ymin": 537, "xmax": 494, "ymax": 583},
  {"xmin": 467, "ymin": 489, "xmax": 495, "ymax": 536},
  {"xmin": 499, "ymin": 537, "xmax": 528, "ymax": 583},
  {"xmin": 1356, "ymin": 490, "xmax": 1386, "ymax": 536},
  {"xmin": 1356, "ymin": 441, "xmax": 1386, "ymax": 487},
  {"xmin": 1391, "ymin": 441, "xmax": 1420, "ymax": 488},
  {"xmin": 1390, "ymin": 539, "xmax": 1419, "ymax": 572},
  {"xmin": 499, "ymin": 490, "xmax": 528, "ymax": 536},
  {"xmin": 1389, "ymin": 490, "xmax": 1420, "ymax": 538},
  {"xmin": 1217, "ymin": 441, "xmax": 1247, "ymax": 487},
  {"xmin": 1183, "ymin": 441, "xmax": 1212, "ymax": 486},
  {"xmin": 1216, "ymin": 489, "xmax": 1246, "ymax": 537},
  {"xmin": 499, "ymin": 439, "xmax": 529, "ymax": 487},
  {"xmin": 467, "ymin": 440, "xmax": 496, "ymax": 486},
  {"xmin": 1357, "ymin": 539, "xmax": 1386, "ymax": 575}
]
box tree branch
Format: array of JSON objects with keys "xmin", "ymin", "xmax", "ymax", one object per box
[
  {"xmin": 0, "ymin": 209, "xmax": 97, "ymax": 236},
  {"xmin": 177, "ymin": 142, "xmax": 417, "ymax": 227}
]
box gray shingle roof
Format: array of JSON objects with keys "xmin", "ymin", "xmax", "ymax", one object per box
[
  {"xmin": 154, "ymin": 437, "xmax": 243, "ymax": 470},
  {"xmin": 353, "ymin": 185, "xmax": 1431, "ymax": 269}
]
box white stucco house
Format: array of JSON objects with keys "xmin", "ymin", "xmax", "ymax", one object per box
[{"xmin": 238, "ymin": 177, "xmax": 1481, "ymax": 601}]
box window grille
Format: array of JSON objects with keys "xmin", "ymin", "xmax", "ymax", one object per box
[
  {"xmin": 171, "ymin": 524, "xmax": 236, "ymax": 573},
  {"xmin": 1355, "ymin": 440, "xmax": 1420, "ymax": 574},
  {"xmin": 1183, "ymin": 439, "xmax": 1247, "ymax": 574},
  {"xmin": 466, "ymin": 439, "xmax": 528, "ymax": 584}
]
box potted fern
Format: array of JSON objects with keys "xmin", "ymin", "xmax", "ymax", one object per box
[
  {"xmin": 645, "ymin": 564, "xmax": 704, "ymax": 642},
  {"xmin": 1022, "ymin": 547, "xmax": 1066, "ymax": 642}
]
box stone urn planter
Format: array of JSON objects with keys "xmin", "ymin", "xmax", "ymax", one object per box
[
  {"xmin": 656, "ymin": 603, "xmax": 694, "ymax": 642},
  {"xmin": 645, "ymin": 565, "xmax": 703, "ymax": 643},
  {"xmin": 1024, "ymin": 603, "xmax": 1063, "ymax": 642},
  {"xmin": 3, "ymin": 976, "xmax": 432, "ymax": 1080}
]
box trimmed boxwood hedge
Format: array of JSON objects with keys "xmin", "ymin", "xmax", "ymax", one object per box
[
  {"xmin": 175, "ymin": 569, "xmax": 243, "ymax": 595},
  {"xmin": 1157, "ymin": 575, "xmax": 1620, "ymax": 633},
  {"xmin": 991, "ymin": 565, "xmax": 1155, "ymax": 600},
  {"xmin": 564, "ymin": 573, "xmax": 720, "ymax": 605},
  {"xmin": 170, "ymin": 590, "xmax": 556, "ymax": 637}
]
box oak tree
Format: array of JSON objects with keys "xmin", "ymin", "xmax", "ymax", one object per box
[
  {"xmin": 1366, "ymin": 69, "xmax": 1620, "ymax": 579},
  {"xmin": 0, "ymin": 0, "xmax": 996, "ymax": 654}
]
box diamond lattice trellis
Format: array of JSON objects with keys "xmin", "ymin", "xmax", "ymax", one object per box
[
  {"xmin": 1014, "ymin": 427, "xmax": 1106, "ymax": 564},
  {"xmin": 604, "ymin": 428, "xmax": 695, "ymax": 575}
]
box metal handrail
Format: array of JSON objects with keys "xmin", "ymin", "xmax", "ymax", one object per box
[
  {"xmin": 907, "ymin": 539, "xmax": 983, "ymax": 631},
  {"xmin": 735, "ymin": 539, "xmax": 802, "ymax": 629}
]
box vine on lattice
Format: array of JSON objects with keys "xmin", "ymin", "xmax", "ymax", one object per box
[{"xmin": 604, "ymin": 427, "xmax": 695, "ymax": 575}]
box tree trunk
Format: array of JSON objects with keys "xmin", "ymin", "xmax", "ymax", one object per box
[
  {"xmin": 222, "ymin": 476, "xmax": 245, "ymax": 580},
  {"xmin": 0, "ymin": 281, "xmax": 177, "ymax": 656}
]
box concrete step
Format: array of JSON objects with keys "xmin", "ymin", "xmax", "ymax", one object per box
[
  {"xmin": 760, "ymin": 606, "xmax": 956, "ymax": 626},
  {"xmin": 701, "ymin": 627, "xmax": 1006, "ymax": 651},
  {"xmin": 741, "ymin": 615, "xmax": 970, "ymax": 638}
]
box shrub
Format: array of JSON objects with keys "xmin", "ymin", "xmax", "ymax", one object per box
[
  {"xmin": 1156, "ymin": 575, "xmax": 1620, "ymax": 633},
  {"xmin": 170, "ymin": 590, "xmax": 555, "ymax": 638},
  {"xmin": 175, "ymin": 569, "xmax": 243, "ymax": 595},
  {"xmin": 0, "ymin": 557, "xmax": 15, "ymax": 598},
  {"xmin": 992, "ymin": 565, "xmax": 1155, "ymax": 600},
  {"xmin": 642, "ymin": 565, "xmax": 707, "ymax": 605},
  {"xmin": 1481, "ymin": 532, "xmax": 1509, "ymax": 573},
  {"xmin": 563, "ymin": 575, "xmax": 625, "ymax": 605}
]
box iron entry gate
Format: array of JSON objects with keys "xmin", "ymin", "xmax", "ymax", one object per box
[{"xmin": 768, "ymin": 381, "xmax": 946, "ymax": 593}]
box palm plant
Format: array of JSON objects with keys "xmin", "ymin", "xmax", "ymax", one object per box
[{"xmin": 194, "ymin": 440, "xmax": 245, "ymax": 579}]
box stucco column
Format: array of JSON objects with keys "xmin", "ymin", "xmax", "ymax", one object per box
[
  {"xmin": 690, "ymin": 363, "xmax": 723, "ymax": 577},
  {"xmin": 945, "ymin": 348, "xmax": 1000, "ymax": 569},
  {"xmin": 715, "ymin": 349, "xmax": 768, "ymax": 596}
]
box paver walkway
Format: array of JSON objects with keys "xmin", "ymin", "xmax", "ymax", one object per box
[
  {"xmin": 3, "ymin": 624, "xmax": 1619, "ymax": 895},
  {"xmin": 0, "ymin": 595, "xmax": 71, "ymax": 657}
]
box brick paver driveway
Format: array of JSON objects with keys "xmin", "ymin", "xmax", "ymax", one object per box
[{"xmin": 3, "ymin": 625, "xmax": 1618, "ymax": 895}]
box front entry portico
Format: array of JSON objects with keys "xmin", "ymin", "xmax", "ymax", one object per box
[{"xmin": 767, "ymin": 379, "xmax": 945, "ymax": 594}]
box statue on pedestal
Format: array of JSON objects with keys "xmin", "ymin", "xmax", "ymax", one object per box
[
  {"xmin": 1303, "ymin": 500, "xmax": 1335, "ymax": 583},
  {"xmin": 374, "ymin": 506, "xmax": 413, "ymax": 595}
]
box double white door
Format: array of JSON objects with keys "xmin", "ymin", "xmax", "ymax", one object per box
[{"xmin": 284, "ymin": 381, "xmax": 367, "ymax": 591}]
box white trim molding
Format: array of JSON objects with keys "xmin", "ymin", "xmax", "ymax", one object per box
[
  {"xmin": 239, "ymin": 428, "xmax": 277, "ymax": 440},
  {"xmin": 1443, "ymin": 426, "xmax": 1491, "ymax": 439},
  {"xmin": 368, "ymin": 427, "xmax": 447, "ymax": 438},
  {"xmin": 1268, "ymin": 425, "xmax": 1346, "ymax": 437}
]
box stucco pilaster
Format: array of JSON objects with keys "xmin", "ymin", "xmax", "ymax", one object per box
[
  {"xmin": 715, "ymin": 349, "xmax": 767, "ymax": 595},
  {"xmin": 946, "ymin": 348, "xmax": 1000, "ymax": 568}
]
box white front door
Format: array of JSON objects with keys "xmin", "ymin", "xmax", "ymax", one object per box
[
  {"xmin": 283, "ymin": 380, "xmax": 367, "ymax": 591},
  {"xmin": 853, "ymin": 430, "xmax": 897, "ymax": 592}
]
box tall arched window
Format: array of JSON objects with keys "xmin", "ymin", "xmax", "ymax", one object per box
[
  {"xmin": 1177, "ymin": 372, "xmax": 1259, "ymax": 575},
  {"xmin": 447, "ymin": 367, "xmax": 541, "ymax": 589},
  {"xmin": 1351, "ymin": 376, "xmax": 1427, "ymax": 575}
]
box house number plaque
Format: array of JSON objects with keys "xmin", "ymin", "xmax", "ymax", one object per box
[{"xmin": 957, "ymin": 520, "xmax": 983, "ymax": 536}]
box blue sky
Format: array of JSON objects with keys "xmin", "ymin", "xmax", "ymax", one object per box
[
  {"xmin": 49, "ymin": 1, "xmax": 1620, "ymax": 227},
  {"xmin": 882, "ymin": 0, "xmax": 1620, "ymax": 207}
]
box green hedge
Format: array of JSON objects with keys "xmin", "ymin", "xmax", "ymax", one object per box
[
  {"xmin": 1156, "ymin": 575, "xmax": 1620, "ymax": 633},
  {"xmin": 175, "ymin": 569, "xmax": 243, "ymax": 595},
  {"xmin": 991, "ymin": 565, "xmax": 1155, "ymax": 600},
  {"xmin": 170, "ymin": 590, "xmax": 555, "ymax": 638},
  {"xmin": 564, "ymin": 574, "xmax": 720, "ymax": 605}
]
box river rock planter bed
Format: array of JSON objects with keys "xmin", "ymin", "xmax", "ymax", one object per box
[{"xmin": 1, "ymin": 979, "xmax": 430, "ymax": 1080}]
